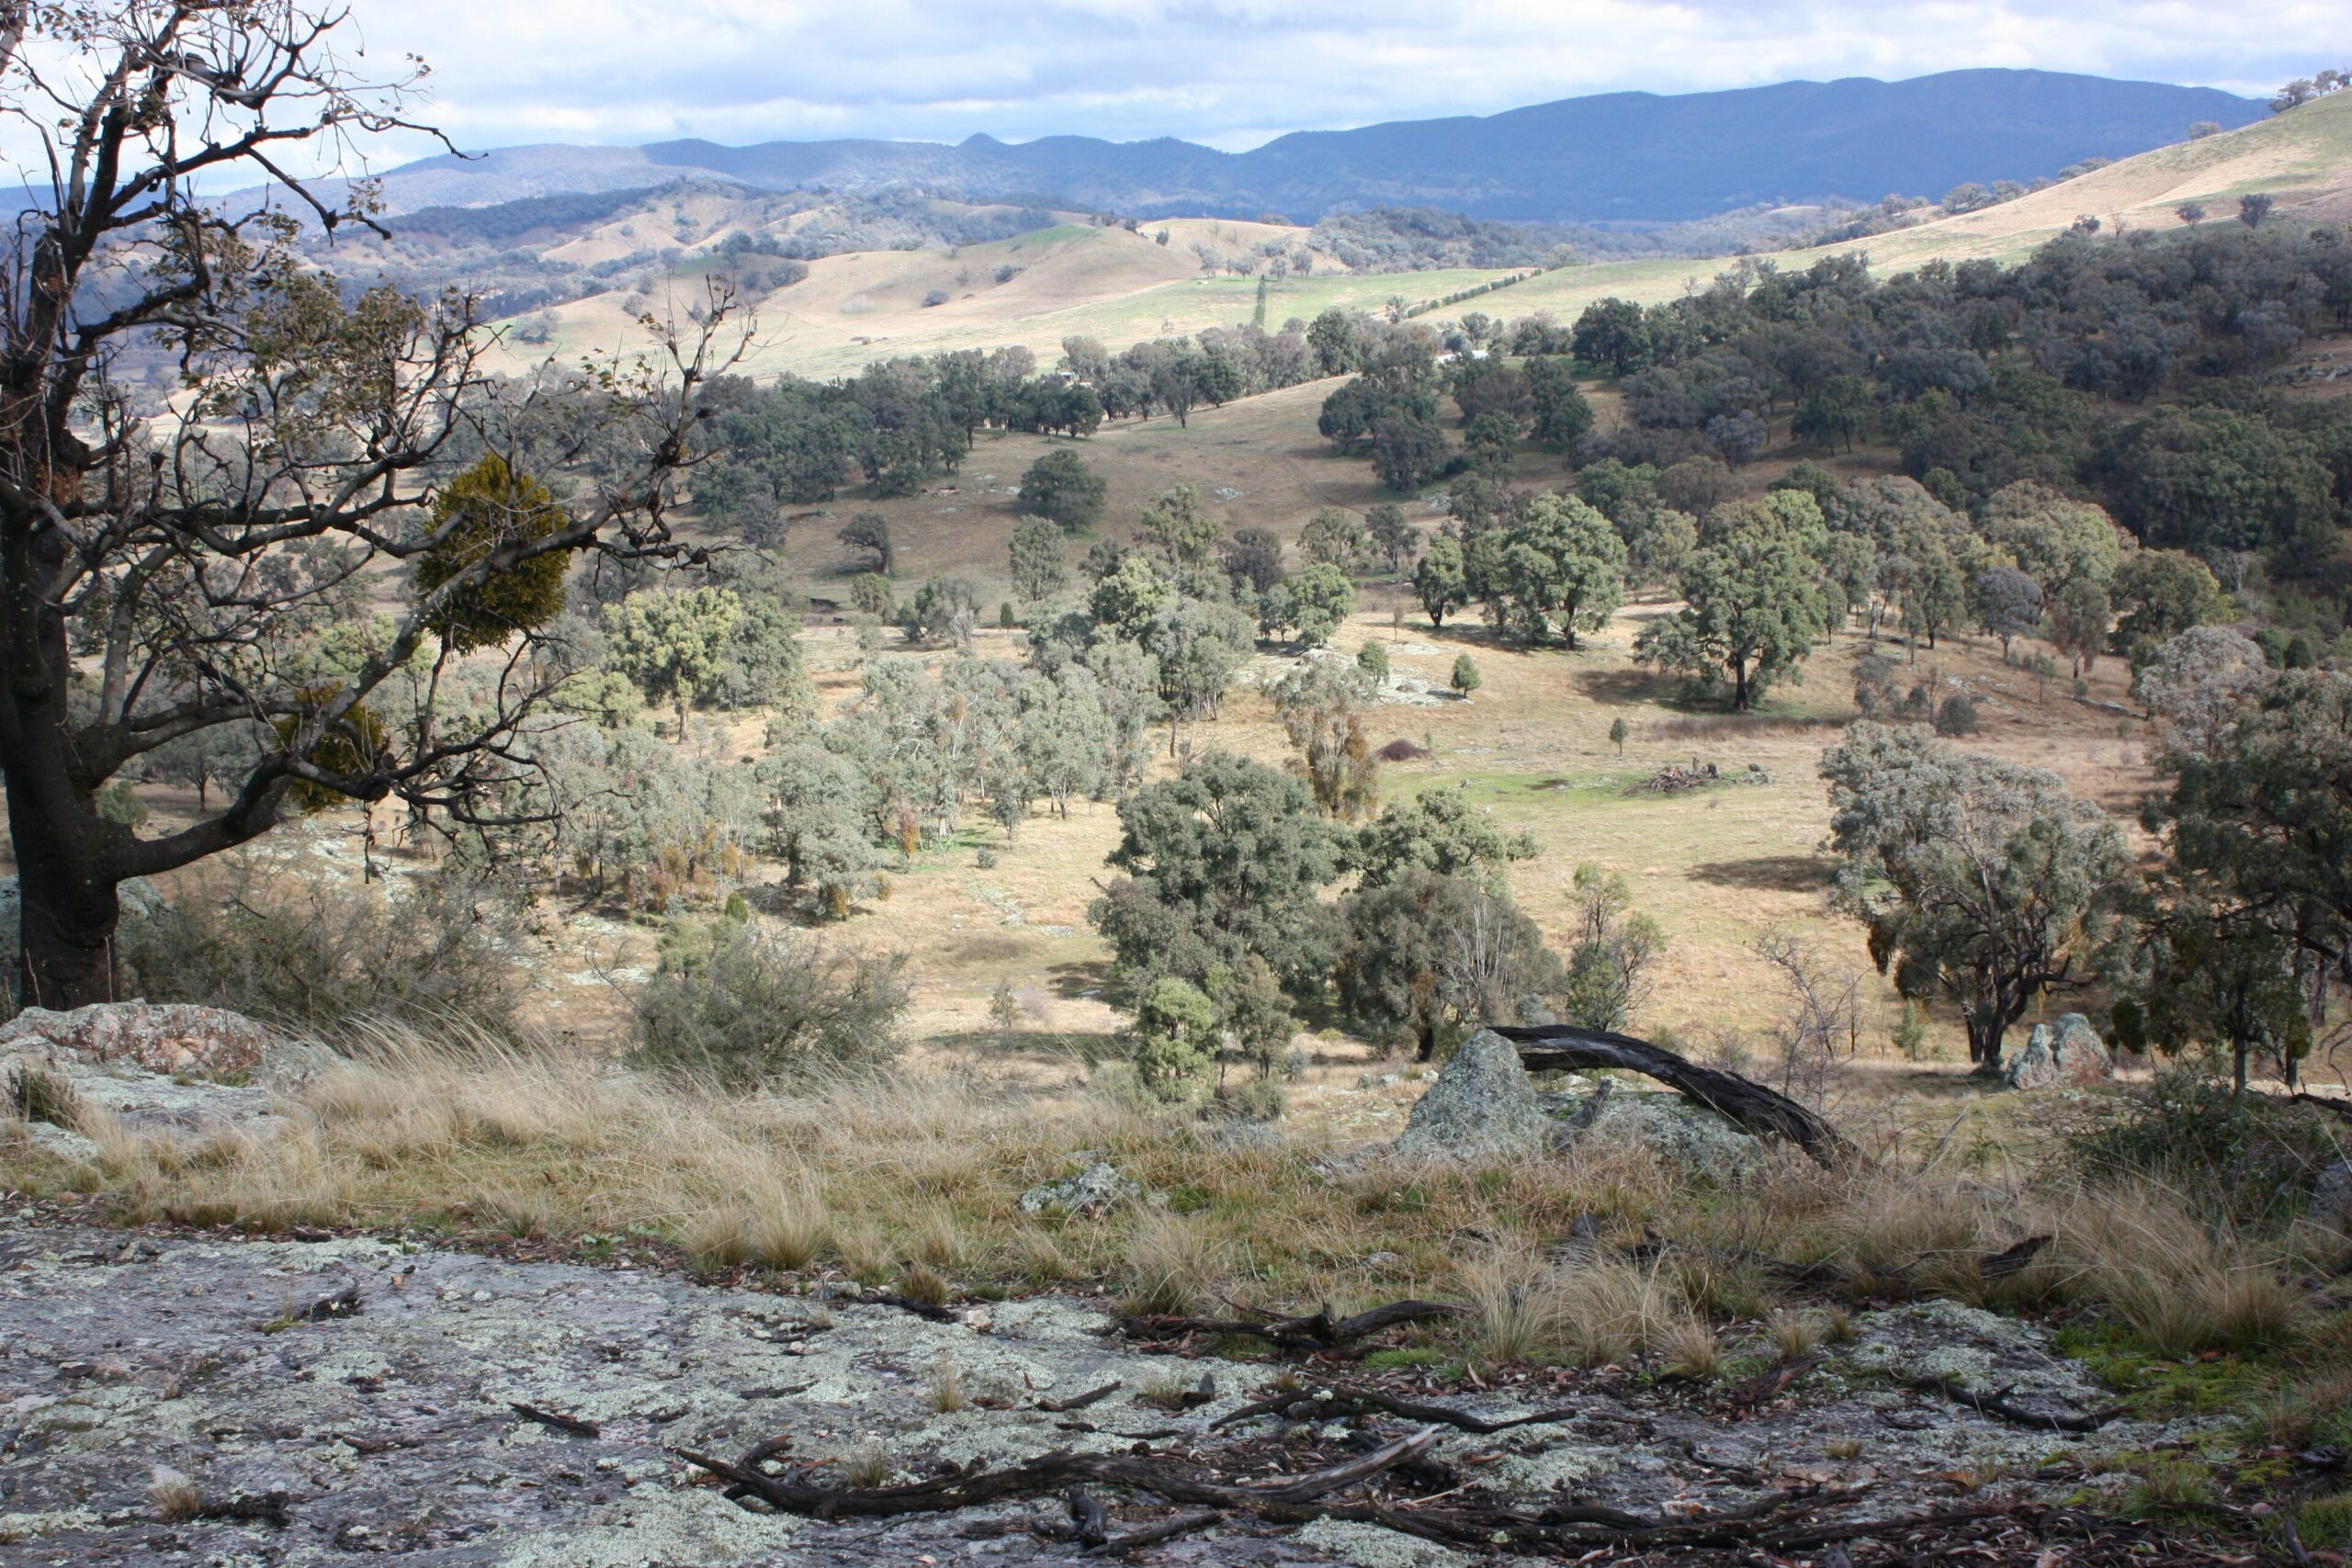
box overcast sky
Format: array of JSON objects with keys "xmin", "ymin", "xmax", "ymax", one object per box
[{"xmin": 343, "ymin": 1, "xmax": 2335, "ymax": 160}]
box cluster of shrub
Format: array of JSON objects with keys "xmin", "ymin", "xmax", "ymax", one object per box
[{"xmin": 1090, "ymin": 756, "xmax": 1665, "ymax": 1111}]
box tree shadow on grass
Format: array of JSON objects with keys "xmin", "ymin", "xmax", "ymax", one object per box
[
  {"xmin": 1573, "ymin": 664, "xmax": 1680, "ymax": 705},
  {"xmin": 1689, "ymin": 854, "xmax": 1836, "ymax": 893},
  {"xmin": 1043, "ymin": 958, "xmax": 1114, "ymax": 1003}
]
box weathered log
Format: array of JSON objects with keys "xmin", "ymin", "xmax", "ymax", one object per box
[{"xmin": 1494, "ymin": 1023, "xmax": 1852, "ymax": 1167}]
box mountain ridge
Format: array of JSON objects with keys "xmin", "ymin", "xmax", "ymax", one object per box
[{"xmin": 362, "ymin": 69, "xmax": 2263, "ymax": 225}]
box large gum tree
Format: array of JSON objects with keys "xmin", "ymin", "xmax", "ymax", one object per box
[{"xmin": 0, "ymin": 2, "xmax": 738, "ymax": 1009}]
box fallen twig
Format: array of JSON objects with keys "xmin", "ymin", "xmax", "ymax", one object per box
[
  {"xmin": 1213, "ymin": 1382, "xmax": 1579, "ymax": 1435},
  {"xmin": 1124, "ymin": 1299, "xmax": 1462, "ymax": 1351},
  {"xmin": 509, "ymin": 1401, "xmax": 601, "ymax": 1438},
  {"xmin": 864, "ymin": 1292, "xmax": 957, "ymax": 1323},
  {"xmin": 1037, "ymin": 1381, "xmax": 1121, "ymax": 1413},
  {"xmin": 1914, "ymin": 1377, "xmax": 2122, "ymax": 1434},
  {"xmin": 1089, "ymin": 1509, "xmax": 1223, "ymax": 1555}
]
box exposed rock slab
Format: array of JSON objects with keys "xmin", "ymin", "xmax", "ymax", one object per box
[
  {"xmin": 2, "ymin": 1003, "xmax": 332, "ymax": 1156},
  {"xmin": 0, "ymin": 1217, "xmax": 2208, "ymax": 1565}
]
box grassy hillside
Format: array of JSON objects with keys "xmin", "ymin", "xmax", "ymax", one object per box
[{"xmin": 481, "ymin": 97, "xmax": 2352, "ymax": 384}]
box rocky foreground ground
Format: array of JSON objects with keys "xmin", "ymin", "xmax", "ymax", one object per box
[{"xmin": 0, "ymin": 1213, "xmax": 2225, "ymax": 1568}]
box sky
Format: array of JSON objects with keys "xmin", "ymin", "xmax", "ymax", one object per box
[{"xmin": 334, "ymin": 1, "xmax": 2336, "ymax": 160}]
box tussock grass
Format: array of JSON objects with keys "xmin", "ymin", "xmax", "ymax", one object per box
[
  {"xmin": 1118, "ymin": 1212, "xmax": 1232, "ymax": 1317},
  {"xmin": 2053, "ymin": 1190, "xmax": 2309, "ymax": 1357},
  {"xmin": 1459, "ymin": 1246, "xmax": 1702, "ymax": 1369},
  {"xmin": 10, "ymin": 1015, "xmax": 2324, "ymax": 1396}
]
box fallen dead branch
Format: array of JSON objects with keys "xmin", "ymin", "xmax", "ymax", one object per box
[
  {"xmin": 1090, "ymin": 1509, "xmax": 1223, "ymax": 1555},
  {"xmin": 1213, "ymin": 1382, "xmax": 1580, "ymax": 1435},
  {"xmin": 675, "ymin": 1424, "xmax": 1443, "ymax": 1520},
  {"xmin": 509, "ymin": 1401, "xmax": 601, "ymax": 1438},
  {"xmin": 1913, "ymin": 1376, "xmax": 2123, "ymax": 1434},
  {"xmin": 1497, "ymin": 1023, "xmax": 1852, "ymax": 1166},
  {"xmin": 1122, "ymin": 1299, "xmax": 1463, "ymax": 1351},
  {"xmin": 1978, "ymin": 1235, "xmax": 2052, "ymax": 1278},
  {"xmin": 1036, "ymin": 1381, "xmax": 1120, "ymax": 1413}
]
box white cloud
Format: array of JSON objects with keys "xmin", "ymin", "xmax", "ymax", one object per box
[{"xmin": 336, "ymin": 0, "xmax": 2335, "ymax": 163}]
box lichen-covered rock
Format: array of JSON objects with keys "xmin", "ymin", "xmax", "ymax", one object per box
[
  {"xmin": 1018, "ymin": 1159, "xmax": 1144, "ymax": 1215},
  {"xmin": 1, "ymin": 1002, "xmax": 330, "ymax": 1153},
  {"xmin": 2314, "ymin": 1158, "xmax": 2352, "ymax": 1232},
  {"xmin": 0, "ymin": 1000, "xmax": 322, "ymax": 1084},
  {"xmin": 1392, "ymin": 1029, "xmax": 1546, "ymax": 1163},
  {"xmin": 1294, "ymin": 1518, "xmax": 1470, "ymax": 1567},
  {"xmin": 1548, "ymin": 1084, "xmax": 1765, "ymax": 1177},
  {"xmin": 2002, "ymin": 1013, "xmax": 2112, "ymax": 1089}
]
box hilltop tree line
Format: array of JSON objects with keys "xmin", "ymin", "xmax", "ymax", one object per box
[{"xmin": 1316, "ymin": 225, "xmax": 2352, "ymax": 629}]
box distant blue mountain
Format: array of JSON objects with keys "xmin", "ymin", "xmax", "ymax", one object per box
[{"xmin": 382, "ymin": 70, "xmax": 2268, "ymax": 226}]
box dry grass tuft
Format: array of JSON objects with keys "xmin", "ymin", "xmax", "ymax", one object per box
[
  {"xmin": 1119, "ymin": 1212, "xmax": 1231, "ymax": 1317},
  {"xmin": 1459, "ymin": 1247, "xmax": 1699, "ymax": 1369},
  {"xmin": 1770, "ymin": 1309, "xmax": 1826, "ymax": 1361},
  {"xmin": 2055, "ymin": 1190, "xmax": 2308, "ymax": 1357},
  {"xmin": 923, "ymin": 1356, "xmax": 968, "ymax": 1413},
  {"xmin": 149, "ymin": 1471, "xmax": 204, "ymax": 1523},
  {"xmin": 1661, "ymin": 1317, "xmax": 1723, "ymax": 1380},
  {"xmin": 899, "ymin": 1263, "xmax": 952, "ymax": 1306},
  {"xmin": 837, "ymin": 1444, "xmax": 893, "ymax": 1487}
]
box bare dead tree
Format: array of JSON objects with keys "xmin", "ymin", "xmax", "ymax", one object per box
[
  {"xmin": 0, "ymin": 2, "xmax": 741, "ymax": 1007},
  {"xmin": 1752, "ymin": 930, "xmax": 1861, "ymax": 1108}
]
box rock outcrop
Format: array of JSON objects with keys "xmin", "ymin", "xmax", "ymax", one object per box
[
  {"xmin": 2314, "ymin": 1158, "xmax": 2352, "ymax": 1233},
  {"xmin": 1018, "ymin": 1159, "xmax": 1146, "ymax": 1216},
  {"xmin": 2000, "ymin": 1014, "xmax": 2113, "ymax": 1090},
  {"xmin": 1392, "ymin": 1030, "xmax": 1549, "ymax": 1163},
  {"xmin": 2, "ymin": 1001, "xmax": 330, "ymax": 1160}
]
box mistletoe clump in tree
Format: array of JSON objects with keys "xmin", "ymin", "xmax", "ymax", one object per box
[{"xmin": 0, "ymin": 3, "xmax": 740, "ymax": 1007}]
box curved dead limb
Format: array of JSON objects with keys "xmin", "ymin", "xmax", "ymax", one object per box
[
  {"xmin": 1213, "ymin": 1382, "xmax": 1581, "ymax": 1435},
  {"xmin": 1123, "ymin": 1299, "xmax": 1463, "ymax": 1351},
  {"xmin": 1495, "ymin": 1023, "xmax": 1853, "ymax": 1167},
  {"xmin": 674, "ymin": 1425, "xmax": 1442, "ymax": 1521},
  {"xmin": 1914, "ymin": 1376, "xmax": 2124, "ymax": 1435}
]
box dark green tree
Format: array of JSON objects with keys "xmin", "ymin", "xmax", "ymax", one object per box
[
  {"xmin": 1016, "ymin": 448, "xmax": 1109, "ymax": 532},
  {"xmin": 1009, "ymin": 516, "xmax": 1069, "ymax": 604},
  {"xmin": 1089, "ymin": 752, "xmax": 1340, "ymax": 995},
  {"xmin": 1415, "ymin": 536, "xmax": 1468, "ymax": 626},
  {"xmin": 839, "ymin": 513, "xmax": 894, "ymax": 574}
]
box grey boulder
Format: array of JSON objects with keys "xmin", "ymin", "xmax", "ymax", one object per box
[{"xmin": 1392, "ymin": 1029, "xmax": 1547, "ymax": 1163}]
